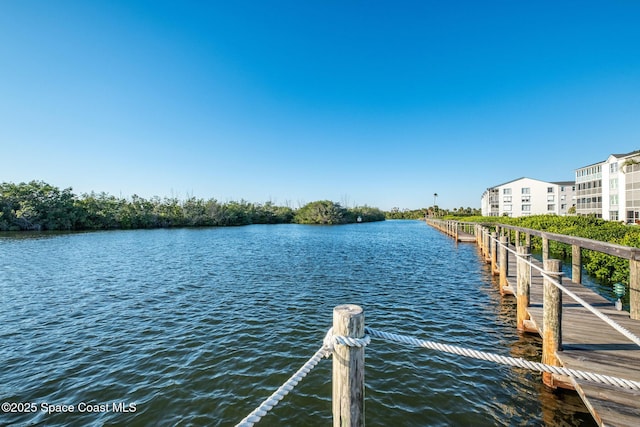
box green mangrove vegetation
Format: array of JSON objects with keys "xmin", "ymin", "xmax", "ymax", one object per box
[
  {"xmin": 0, "ymin": 181, "xmax": 386, "ymax": 231},
  {"xmin": 446, "ymin": 214, "xmax": 640, "ymax": 285},
  {"xmin": 385, "ymin": 206, "xmax": 481, "ymax": 220}
]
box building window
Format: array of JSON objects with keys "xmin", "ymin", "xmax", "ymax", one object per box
[
  {"xmin": 503, "ymin": 204, "xmax": 512, "ymax": 211},
  {"xmin": 521, "ymin": 187, "xmax": 530, "ymax": 194},
  {"xmin": 503, "ymin": 188, "xmax": 512, "ymax": 195},
  {"xmin": 547, "ymin": 187, "xmax": 554, "ymax": 193},
  {"xmin": 561, "ymin": 204, "xmax": 566, "ymax": 210},
  {"xmin": 547, "ymin": 204, "xmax": 556, "ymax": 211},
  {"xmin": 611, "ymin": 195, "xmax": 619, "ymax": 205},
  {"xmin": 611, "ymin": 163, "xmax": 618, "ymax": 173},
  {"xmin": 503, "ymin": 196, "xmax": 512, "ymax": 202},
  {"xmin": 522, "ymin": 204, "xmax": 531, "ymax": 212},
  {"xmin": 547, "ymin": 195, "xmax": 555, "ymax": 202},
  {"xmin": 521, "ymin": 196, "xmax": 531, "ymax": 203}
]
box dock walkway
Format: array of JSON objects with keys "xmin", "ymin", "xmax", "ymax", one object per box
[
  {"xmin": 427, "ymin": 219, "xmax": 640, "ymax": 426},
  {"xmin": 503, "ymin": 247, "xmax": 640, "ymax": 427}
]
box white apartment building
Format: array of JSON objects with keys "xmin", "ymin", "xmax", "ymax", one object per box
[
  {"xmin": 576, "ymin": 150, "xmax": 640, "ymax": 222},
  {"xmin": 481, "ymin": 177, "xmax": 576, "ymax": 217}
]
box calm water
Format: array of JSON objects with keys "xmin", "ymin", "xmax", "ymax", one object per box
[{"xmin": 0, "ymin": 221, "xmax": 595, "ymax": 426}]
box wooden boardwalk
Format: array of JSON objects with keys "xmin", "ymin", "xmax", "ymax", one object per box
[
  {"xmin": 427, "ymin": 220, "xmax": 640, "ymax": 426},
  {"xmin": 501, "ymin": 247, "xmax": 640, "ymax": 427}
]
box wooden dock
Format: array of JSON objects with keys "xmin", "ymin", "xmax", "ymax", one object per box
[
  {"xmin": 505, "ymin": 248, "xmax": 640, "ymax": 427},
  {"xmin": 427, "ymin": 219, "xmax": 640, "ymax": 427},
  {"xmin": 425, "ymin": 218, "xmax": 477, "ymax": 242}
]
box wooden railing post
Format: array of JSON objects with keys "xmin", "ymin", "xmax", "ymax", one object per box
[
  {"xmin": 484, "ymin": 229, "xmax": 491, "ymax": 262},
  {"xmin": 542, "ymin": 236, "xmax": 549, "ymax": 263},
  {"xmin": 499, "ymin": 235, "xmax": 509, "ymax": 294},
  {"xmin": 542, "ymin": 259, "xmax": 563, "ymax": 388},
  {"xmin": 525, "ymin": 233, "xmax": 531, "ymax": 247},
  {"xmin": 491, "ymin": 232, "xmax": 498, "ymax": 274},
  {"xmin": 333, "ymin": 304, "xmax": 365, "ymax": 427},
  {"xmin": 515, "ymin": 230, "xmax": 521, "ymax": 246},
  {"xmin": 630, "ymin": 258, "xmax": 640, "ymax": 320},
  {"xmin": 572, "ymin": 244, "xmax": 582, "ymax": 284},
  {"xmin": 517, "ymin": 245, "xmax": 531, "ymax": 331}
]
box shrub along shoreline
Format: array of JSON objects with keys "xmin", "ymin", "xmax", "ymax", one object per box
[{"xmin": 0, "ymin": 181, "xmax": 385, "ymax": 231}]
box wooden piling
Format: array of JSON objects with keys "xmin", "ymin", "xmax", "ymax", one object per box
[
  {"xmin": 542, "ymin": 259, "xmax": 563, "ymax": 388},
  {"xmin": 484, "ymin": 229, "xmax": 491, "ymax": 262},
  {"xmin": 516, "ymin": 245, "xmax": 531, "ymax": 331},
  {"xmin": 630, "ymin": 258, "xmax": 640, "ymax": 320},
  {"xmin": 333, "ymin": 304, "xmax": 365, "ymax": 427},
  {"xmin": 571, "ymin": 244, "xmax": 582, "ymax": 284},
  {"xmin": 491, "ymin": 232, "xmax": 498, "ymax": 274},
  {"xmin": 542, "ymin": 236, "xmax": 549, "ymax": 263},
  {"xmin": 499, "ymin": 235, "xmax": 508, "ymax": 294}
]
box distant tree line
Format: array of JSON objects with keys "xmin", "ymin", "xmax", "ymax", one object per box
[
  {"xmin": 0, "ymin": 181, "xmax": 386, "ymax": 231},
  {"xmin": 385, "ymin": 206, "xmax": 481, "ymax": 220}
]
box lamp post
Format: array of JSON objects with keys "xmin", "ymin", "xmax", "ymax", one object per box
[{"xmin": 433, "ymin": 193, "xmax": 438, "ymax": 216}]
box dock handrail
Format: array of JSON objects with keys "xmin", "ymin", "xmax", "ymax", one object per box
[{"xmin": 236, "ymin": 312, "xmax": 640, "ymax": 426}]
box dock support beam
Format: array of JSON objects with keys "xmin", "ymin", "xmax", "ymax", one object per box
[
  {"xmin": 542, "ymin": 260, "xmax": 563, "ymax": 389},
  {"xmin": 516, "ymin": 245, "xmax": 532, "ymax": 331},
  {"xmin": 333, "ymin": 304, "xmax": 365, "ymax": 427},
  {"xmin": 572, "ymin": 244, "xmax": 582, "ymax": 284},
  {"xmin": 499, "ymin": 236, "xmax": 509, "ymax": 294},
  {"xmin": 630, "ymin": 259, "xmax": 640, "ymax": 320},
  {"xmin": 491, "ymin": 232, "xmax": 498, "ymax": 274}
]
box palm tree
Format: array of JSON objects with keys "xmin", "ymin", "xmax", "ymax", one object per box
[{"xmin": 433, "ymin": 193, "xmax": 438, "ymax": 213}]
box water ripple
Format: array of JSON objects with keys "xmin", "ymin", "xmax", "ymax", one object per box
[{"xmin": 0, "ymin": 222, "xmax": 595, "ymax": 426}]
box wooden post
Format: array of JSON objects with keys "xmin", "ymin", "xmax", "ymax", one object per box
[
  {"xmin": 454, "ymin": 221, "xmax": 459, "ymax": 242},
  {"xmin": 499, "ymin": 235, "xmax": 508, "ymax": 294},
  {"xmin": 630, "ymin": 259, "xmax": 640, "ymax": 320},
  {"xmin": 542, "ymin": 259, "xmax": 563, "ymax": 388},
  {"xmin": 491, "ymin": 232, "xmax": 498, "ymax": 274},
  {"xmin": 333, "ymin": 304, "xmax": 365, "ymax": 427},
  {"xmin": 525, "ymin": 233, "xmax": 531, "ymax": 247},
  {"xmin": 571, "ymin": 244, "xmax": 582, "ymax": 284},
  {"xmin": 542, "ymin": 236, "xmax": 549, "ymax": 263},
  {"xmin": 515, "ymin": 230, "xmax": 521, "ymax": 247},
  {"xmin": 482, "ymin": 228, "xmax": 491, "ymax": 262},
  {"xmin": 516, "ymin": 245, "xmax": 531, "ymax": 331}
]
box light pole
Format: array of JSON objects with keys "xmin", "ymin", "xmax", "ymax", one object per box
[{"xmin": 433, "ymin": 193, "xmax": 438, "ymax": 216}]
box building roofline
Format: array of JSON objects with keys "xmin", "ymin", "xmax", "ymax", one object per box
[{"xmin": 487, "ymin": 176, "xmax": 568, "ymax": 189}]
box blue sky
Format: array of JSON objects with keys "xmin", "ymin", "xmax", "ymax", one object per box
[{"xmin": 1, "ymin": 1, "xmax": 639, "ymax": 210}]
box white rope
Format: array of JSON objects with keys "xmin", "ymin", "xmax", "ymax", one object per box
[
  {"xmin": 235, "ymin": 344, "xmax": 328, "ymax": 427},
  {"xmin": 236, "ymin": 329, "xmax": 369, "ymax": 427},
  {"xmin": 488, "ymin": 234, "xmax": 640, "ymax": 348},
  {"xmin": 365, "ymin": 327, "xmax": 640, "ymax": 391}
]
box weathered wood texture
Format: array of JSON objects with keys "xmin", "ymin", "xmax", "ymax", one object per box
[
  {"xmin": 542, "ymin": 259, "xmax": 563, "ymax": 388},
  {"xmin": 332, "ymin": 304, "xmax": 365, "ymax": 427},
  {"xmin": 516, "ymin": 245, "xmax": 531, "ymax": 331}
]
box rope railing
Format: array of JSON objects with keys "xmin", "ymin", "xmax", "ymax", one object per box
[
  {"xmin": 237, "ymin": 322, "xmax": 640, "ymax": 425},
  {"xmin": 365, "ymin": 327, "xmax": 640, "ymax": 391},
  {"xmin": 487, "ymin": 234, "xmax": 640, "ymax": 348},
  {"xmin": 235, "ymin": 329, "xmax": 370, "ymax": 427}
]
